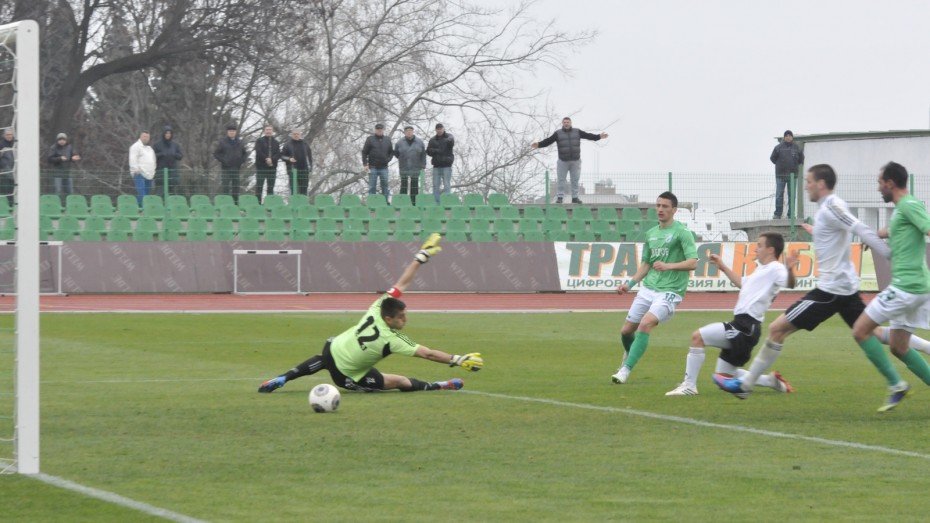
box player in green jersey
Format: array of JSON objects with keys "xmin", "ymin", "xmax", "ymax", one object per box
[
  {"xmin": 852, "ymin": 162, "xmax": 930, "ymax": 411},
  {"xmin": 611, "ymin": 191, "xmax": 698, "ymax": 384},
  {"xmin": 257, "ymin": 234, "xmax": 483, "ymax": 393}
]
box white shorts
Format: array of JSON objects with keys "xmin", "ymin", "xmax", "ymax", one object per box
[
  {"xmin": 865, "ymin": 285, "xmax": 930, "ymax": 333},
  {"xmin": 625, "ymin": 287, "xmax": 683, "ymax": 325},
  {"xmin": 698, "ymin": 323, "xmax": 732, "ymax": 349}
]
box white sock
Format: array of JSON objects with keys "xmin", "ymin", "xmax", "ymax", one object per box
[
  {"xmin": 684, "ymin": 347, "xmax": 705, "ymax": 386},
  {"xmin": 741, "ymin": 340, "xmax": 783, "ymax": 391},
  {"xmin": 908, "ymin": 333, "xmax": 930, "ymax": 355},
  {"xmin": 715, "ymin": 359, "xmax": 739, "ymax": 376},
  {"xmin": 735, "ymin": 368, "xmax": 776, "ymax": 388}
]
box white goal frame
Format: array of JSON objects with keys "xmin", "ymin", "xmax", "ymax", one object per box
[{"xmin": 0, "ymin": 20, "xmax": 41, "ymax": 475}]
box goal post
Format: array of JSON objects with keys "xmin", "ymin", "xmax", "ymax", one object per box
[{"xmin": 0, "ymin": 20, "xmax": 41, "ymax": 475}]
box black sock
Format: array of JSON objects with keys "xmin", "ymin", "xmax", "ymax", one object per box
[
  {"xmin": 283, "ymin": 355, "xmax": 325, "ymax": 382},
  {"xmin": 401, "ymin": 377, "xmax": 441, "ymax": 392}
]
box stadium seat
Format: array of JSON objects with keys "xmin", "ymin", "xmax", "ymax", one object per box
[
  {"xmin": 288, "ymin": 194, "xmax": 310, "ymax": 209},
  {"xmin": 496, "ymin": 230, "xmax": 521, "ymax": 242},
  {"xmin": 389, "ymin": 194, "xmax": 411, "ymax": 208},
  {"xmin": 522, "ymin": 207, "xmax": 545, "ymax": 220},
  {"xmin": 420, "ymin": 218, "xmax": 443, "ymax": 234},
  {"xmin": 142, "ymin": 195, "xmax": 164, "ymax": 209},
  {"xmin": 265, "ymin": 218, "xmax": 288, "ymax": 231},
  {"xmin": 343, "ymin": 218, "xmax": 365, "ymax": 232},
  {"xmin": 395, "ymin": 218, "xmax": 417, "ymax": 233},
  {"xmin": 65, "ymin": 195, "xmax": 89, "ymax": 217},
  {"xmin": 618, "ymin": 220, "xmax": 636, "ymax": 234},
  {"xmin": 450, "ymin": 206, "xmax": 470, "ymax": 220},
  {"xmin": 186, "ymin": 229, "xmax": 209, "ymax": 241},
  {"xmin": 238, "ymin": 229, "xmax": 262, "ymax": 241},
  {"xmin": 366, "ymin": 194, "xmax": 388, "ymax": 208},
  {"xmin": 142, "ymin": 201, "xmax": 166, "ymax": 219},
  {"xmin": 446, "ymin": 219, "xmax": 467, "ymax": 233},
  {"xmin": 84, "ymin": 216, "xmax": 107, "ymax": 232},
  {"xmin": 263, "ymin": 194, "xmax": 285, "ymax": 209},
  {"xmin": 469, "ymin": 219, "xmax": 491, "ymax": 233},
  {"xmin": 238, "ymin": 194, "xmax": 260, "ymax": 209},
  {"xmin": 190, "ymin": 195, "xmax": 211, "ymax": 207},
  {"xmin": 106, "ymin": 229, "xmax": 130, "ymax": 241},
  {"xmin": 340, "ymin": 194, "xmax": 363, "ymax": 208},
  {"xmin": 263, "ymin": 229, "xmax": 288, "ymax": 241},
  {"xmin": 445, "ymin": 230, "xmax": 468, "ymax": 242},
  {"xmin": 110, "ymin": 216, "xmax": 133, "ymax": 232},
  {"xmin": 296, "ymin": 206, "xmax": 319, "ymax": 220},
  {"xmin": 241, "ymin": 205, "xmax": 265, "ymax": 219},
  {"xmin": 212, "ymin": 218, "xmax": 235, "ymax": 235},
  {"xmin": 566, "ymin": 219, "xmax": 588, "ymax": 234},
  {"xmin": 289, "ymin": 229, "xmax": 311, "ymax": 241},
  {"xmin": 214, "ymin": 195, "xmax": 235, "ymax": 208},
  {"xmin": 136, "ymin": 217, "xmax": 160, "ymax": 233},
  {"xmin": 78, "ymin": 229, "xmax": 102, "ymax": 241},
  {"xmin": 58, "ymin": 216, "xmax": 81, "ymax": 234},
  {"xmin": 493, "ymin": 219, "xmax": 514, "ymax": 232},
  {"xmin": 269, "ymin": 206, "xmax": 292, "ymax": 221},
  {"xmin": 166, "ymin": 195, "xmax": 187, "ymax": 208},
  {"xmin": 217, "ymin": 205, "xmax": 242, "ymax": 220},
  {"xmin": 366, "ymin": 230, "xmax": 391, "ymax": 242},
  {"xmin": 316, "ymin": 218, "xmax": 338, "ymax": 232},
  {"xmin": 423, "ymin": 206, "xmax": 445, "ymax": 221},
  {"xmin": 598, "ymin": 230, "xmax": 623, "ymax": 242},
  {"xmin": 41, "ymin": 199, "xmax": 62, "ymax": 218},
  {"xmin": 646, "ymin": 208, "xmax": 659, "ymax": 221},
  {"xmin": 440, "ymin": 193, "xmax": 461, "ymax": 208},
  {"xmin": 340, "ymin": 230, "xmax": 363, "ymax": 242},
  {"xmin": 470, "ymin": 231, "xmax": 494, "ymax": 242},
  {"xmin": 321, "ymin": 206, "xmax": 344, "ymax": 219},
  {"xmin": 571, "ymin": 207, "xmax": 594, "ymax": 221},
  {"xmin": 595, "ymin": 208, "xmax": 618, "ymax": 221},
  {"xmin": 347, "ymin": 206, "xmax": 370, "ymax": 220},
  {"xmin": 463, "ymin": 193, "xmax": 485, "ymax": 209},
  {"xmin": 41, "ymin": 194, "xmax": 62, "ymax": 210},
  {"xmin": 416, "ymin": 198, "xmax": 437, "ymax": 210},
  {"xmin": 591, "ymin": 220, "xmax": 613, "ymax": 235},
  {"xmin": 543, "ymin": 219, "xmax": 563, "ymax": 233},
  {"xmin": 167, "ymin": 202, "xmax": 191, "ymax": 220},
  {"xmin": 547, "ymin": 230, "xmax": 570, "ymax": 241},
  {"xmin": 487, "ymin": 193, "xmax": 510, "ymax": 209},
  {"xmin": 212, "ymin": 230, "xmax": 236, "ymax": 241},
  {"xmin": 164, "ymin": 218, "xmax": 183, "ymax": 233},
  {"xmin": 369, "ymin": 218, "xmax": 391, "ymax": 232},
  {"xmin": 132, "ymin": 230, "xmax": 155, "ymax": 242},
  {"xmin": 239, "ymin": 217, "xmax": 262, "ymax": 231},
  {"xmin": 313, "ymin": 230, "xmax": 338, "ymax": 242},
  {"xmin": 191, "ymin": 203, "xmax": 215, "ymax": 220},
  {"xmin": 628, "ymin": 231, "xmax": 646, "ymax": 242},
  {"xmin": 621, "ymin": 207, "xmax": 642, "ymax": 222},
  {"xmin": 641, "ymin": 220, "xmax": 659, "ymax": 231},
  {"xmin": 372, "ymin": 206, "xmax": 395, "ymax": 220},
  {"xmin": 545, "ymin": 207, "xmax": 568, "ymax": 221},
  {"xmin": 473, "ymin": 206, "xmax": 496, "ymax": 220},
  {"xmin": 162, "ymin": 229, "xmax": 181, "ymax": 241},
  {"xmin": 573, "ymin": 231, "xmax": 596, "ymax": 242},
  {"xmin": 314, "ymin": 194, "xmax": 336, "ymax": 207},
  {"xmin": 393, "ymin": 230, "xmax": 416, "ymax": 242},
  {"xmin": 517, "ymin": 218, "xmax": 540, "ymax": 233},
  {"xmin": 522, "ymin": 230, "xmax": 546, "ymax": 242},
  {"xmin": 90, "ymin": 194, "xmax": 113, "ymax": 211},
  {"xmin": 499, "ymin": 206, "xmax": 520, "ymax": 220},
  {"xmin": 397, "ymin": 207, "xmax": 419, "ymax": 220},
  {"xmin": 188, "ymin": 217, "xmax": 209, "ymax": 233}
]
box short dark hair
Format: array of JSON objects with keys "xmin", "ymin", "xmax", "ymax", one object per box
[
  {"xmin": 381, "ymin": 297, "xmax": 406, "ymax": 319},
  {"xmin": 657, "ymin": 191, "xmax": 678, "ymax": 208},
  {"xmin": 881, "ymin": 161, "xmax": 909, "ymax": 189},
  {"xmin": 760, "ymin": 232, "xmax": 785, "ymax": 258},
  {"xmin": 808, "ymin": 164, "xmax": 837, "ymax": 190},
  {"xmin": 562, "ymin": 116, "xmax": 571, "ymax": 121},
  {"xmin": 403, "ymin": 125, "xmax": 413, "ymax": 131}
]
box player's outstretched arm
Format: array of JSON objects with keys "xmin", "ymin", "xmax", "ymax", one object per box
[
  {"xmin": 389, "ymin": 233, "xmax": 442, "ymax": 293},
  {"xmin": 710, "ymin": 253, "xmax": 741, "ymax": 288},
  {"xmin": 414, "ymin": 346, "xmax": 483, "ymax": 371},
  {"xmin": 619, "ymin": 262, "xmax": 652, "ymax": 294}
]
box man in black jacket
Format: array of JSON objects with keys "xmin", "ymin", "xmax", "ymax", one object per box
[
  {"xmin": 213, "ymin": 123, "xmax": 248, "ymax": 204},
  {"xmin": 532, "ymin": 117, "xmax": 607, "ymax": 204},
  {"xmin": 281, "ymin": 129, "xmax": 312, "ymax": 197},
  {"xmin": 426, "ymin": 123, "xmax": 454, "ymax": 203},
  {"xmin": 153, "ymin": 125, "xmax": 184, "ymax": 196},
  {"xmin": 254, "ymin": 124, "xmax": 281, "ymax": 202},
  {"xmin": 362, "ymin": 123, "xmax": 393, "ymax": 199},
  {"xmin": 0, "ymin": 128, "xmax": 14, "ymax": 206},
  {"xmin": 47, "ymin": 132, "xmax": 81, "ymax": 199},
  {"xmin": 769, "ymin": 130, "xmax": 804, "ymax": 219}
]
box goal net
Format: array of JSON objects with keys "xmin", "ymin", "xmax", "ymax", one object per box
[{"xmin": 0, "ymin": 20, "xmax": 40, "ymax": 475}]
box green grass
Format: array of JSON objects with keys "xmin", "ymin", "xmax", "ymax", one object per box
[{"xmin": 3, "ymin": 311, "xmax": 930, "ymax": 521}]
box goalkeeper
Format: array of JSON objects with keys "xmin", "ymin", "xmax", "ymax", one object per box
[{"xmin": 258, "ymin": 234, "xmax": 483, "ymax": 393}]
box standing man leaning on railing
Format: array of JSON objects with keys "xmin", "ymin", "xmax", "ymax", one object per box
[
  {"xmin": 281, "ymin": 129, "xmax": 312, "ymax": 197},
  {"xmin": 47, "ymin": 132, "xmax": 81, "ymax": 198},
  {"xmin": 0, "ymin": 128, "xmax": 14, "ymax": 206},
  {"xmin": 769, "ymin": 130, "xmax": 804, "ymax": 219},
  {"xmin": 213, "ymin": 123, "xmax": 248, "ymax": 204},
  {"xmin": 395, "ymin": 125, "xmax": 426, "ymax": 205},
  {"xmin": 153, "ymin": 125, "xmax": 183, "ymax": 196},
  {"xmin": 427, "ymin": 123, "xmax": 454, "ymax": 203},
  {"xmin": 254, "ymin": 124, "xmax": 280, "ymax": 203},
  {"xmin": 128, "ymin": 131, "xmax": 156, "ymax": 206},
  {"xmin": 531, "ymin": 117, "xmax": 607, "ymax": 204}
]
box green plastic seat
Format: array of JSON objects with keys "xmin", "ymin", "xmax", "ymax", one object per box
[
  {"xmin": 493, "ymin": 219, "xmax": 514, "ymax": 232},
  {"xmin": 420, "ymin": 218, "xmax": 443, "ymax": 234},
  {"xmin": 372, "ymin": 206, "xmax": 395, "ymax": 220},
  {"xmin": 496, "ymin": 231, "xmax": 521, "ymax": 242},
  {"xmin": 265, "ymin": 218, "xmax": 288, "ymax": 231},
  {"xmin": 41, "ymin": 200, "xmax": 62, "ymax": 218},
  {"xmin": 321, "ymin": 206, "xmax": 344, "ymax": 219},
  {"xmin": 212, "ymin": 230, "xmax": 236, "ymax": 241},
  {"xmin": 263, "ymin": 194, "xmax": 286, "ymax": 209},
  {"xmin": 445, "ymin": 230, "xmax": 468, "ymax": 242},
  {"xmin": 598, "ymin": 230, "xmax": 623, "ymax": 242},
  {"xmin": 473, "ymin": 206, "xmax": 496, "ymax": 220},
  {"xmin": 463, "ymin": 193, "xmax": 485, "ymax": 209},
  {"xmin": 314, "ymin": 194, "xmax": 336, "ymax": 207},
  {"xmin": 91, "ymin": 194, "xmax": 113, "ymax": 209},
  {"xmin": 313, "ymin": 230, "xmax": 338, "ymax": 242},
  {"xmin": 343, "ymin": 218, "xmax": 366, "ymax": 232},
  {"xmin": 545, "ymin": 207, "xmax": 568, "ymax": 221},
  {"xmin": 628, "ymin": 231, "xmax": 646, "ymax": 242},
  {"xmin": 263, "ymin": 229, "xmax": 288, "ymax": 241},
  {"xmin": 58, "ymin": 216, "xmax": 81, "ymax": 233},
  {"xmin": 618, "ymin": 220, "xmax": 637, "ymax": 234},
  {"xmin": 166, "ymin": 195, "xmax": 187, "ymax": 207},
  {"xmin": 136, "ymin": 217, "xmax": 160, "ymax": 233},
  {"xmin": 391, "ymin": 194, "xmax": 413, "ymax": 208},
  {"xmin": 242, "ymin": 206, "xmax": 266, "ymax": 219},
  {"xmin": 106, "ymin": 229, "xmax": 130, "ymax": 241},
  {"xmin": 340, "ymin": 230, "xmax": 363, "ymax": 242},
  {"xmin": 397, "ymin": 207, "xmax": 419, "ymax": 220},
  {"xmin": 517, "ymin": 219, "xmax": 540, "ymax": 233},
  {"xmin": 238, "ymin": 194, "xmax": 260, "ymax": 209},
  {"xmin": 191, "ymin": 203, "xmax": 215, "ymax": 219},
  {"xmin": 238, "ymin": 229, "xmax": 262, "ymax": 241},
  {"xmin": 395, "ymin": 218, "xmax": 418, "ymax": 232},
  {"xmin": 621, "ymin": 207, "xmax": 642, "ymax": 222},
  {"xmin": 89, "ymin": 201, "xmax": 115, "ymax": 217},
  {"xmin": 596, "ymin": 208, "xmax": 618, "ymax": 221},
  {"xmin": 168, "ymin": 202, "xmax": 191, "ymax": 219},
  {"xmin": 543, "ymin": 219, "xmax": 563, "ymax": 232},
  {"xmin": 188, "ymin": 218, "xmax": 209, "ymax": 233},
  {"xmin": 186, "ymin": 229, "xmax": 209, "ymax": 241},
  {"xmin": 110, "ymin": 216, "xmax": 133, "ymax": 232},
  {"xmin": 239, "ymin": 217, "xmax": 262, "ymax": 231},
  {"xmin": 296, "ymin": 206, "xmax": 320, "ymax": 220},
  {"xmin": 270, "ymin": 206, "xmax": 292, "ymax": 221},
  {"xmin": 446, "ymin": 219, "xmax": 468, "ymax": 232},
  {"xmin": 522, "ymin": 207, "xmax": 545, "ymax": 220},
  {"xmin": 423, "ymin": 207, "xmax": 445, "ymax": 221},
  {"xmin": 316, "ymin": 218, "xmax": 338, "ymax": 232},
  {"xmin": 439, "ymin": 193, "xmax": 461, "ymax": 208},
  {"xmin": 347, "ymin": 206, "xmax": 370, "ymax": 220},
  {"xmin": 450, "ymin": 206, "xmax": 470, "ymax": 220},
  {"xmin": 132, "ymin": 230, "xmax": 155, "ymax": 242},
  {"xmin": 416, "ymin": 198, "xmax": 438, "ymax": 210},
  {"xmin": 288, "ymin": 194, "xmax": 310, "ymax": 208},
  {"xmin": 78, "ymin": 230, "xmax": 102, "ymax": 241},
  {"xmin": 369, "ymin": 218, "xmax": 391, "ymax": 232},
  {"xmin": 65, "ymin": 195, "xmax": 89, "ymax": 217},
  {"xmin": 162, "ymin": 229, "xmax": 181, "ymax": 241},
  {"xmin": 592, "ymin": 220, "xmax": 613, "ymax": 235},
  {"xmin": 340, "ymin": 194, "xmax": 363, "ymax": 208},
  {"xmin": 366, "ymin": 194, "xmax": 388, "ymax": 208},
  {"xmin": 212, "ymin": 218, "xmax": 235, "ymax": 234},
  {"xmin": 42, "ymin": 194, "xmax": 63, "ymax": 209},
  {"xmin": 84, "ymin": 216, "xmax": 108, "ymax": 232},
  {"xmin": 470, "ymin": 231, "xmax": 494, "ymax": 242},
  {"xmin": 488, "ymin": 193, "xmax": 510, "ymax": 208},
  {"xmin": 499, "ymin": 206, "xmax": 519, "ymax": 220},
  {"xmin": 217, "ymin": 205, "xmax": 241, "ymax": 220},
  {"xmin": 547, "ymin": 230, "xmax": 570, "ymax": 241},
  {"xmin": 393, "ymin": 231, "xmax": 416, "ymax": 242},
  {"xmin": 572, "ymin": 207, "xmax": 594, "ymax": 221},
  {"xmin": 469, "ymin": 219, "xmax": 491, "ymax": 233},
  {"xmin": 366, "ymin": 230, "xmax": 391, "ymax": 241},
  {"xmin": 190, "ymin": 195, "xmax": 211, "ymax": 207},
  {"xmin": 164, "ymin": 218, "xmax": 183, "ymax": 233},
  {"xmin": 291, "ymin": 218, "xmax": 312, "ymax": 234},
  {"xmin": 573, "ymin": 231, "xmax": 596, "ymax": 242},
  {"xmin": 567, "ymin": 219, "xmax": 588, "ymax": 233},
  {"xmin": 646, "ymin": 208, "xmax": 659, "ymax": 221},
  {"xmin": 214, "ymin": 195, "xmax": 236, "ymax": 208},
  {"xmin": 290, "ymin": 229, "xmax": 311, "ymax": 241}
]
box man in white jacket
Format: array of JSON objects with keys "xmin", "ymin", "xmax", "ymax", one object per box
[{"xmin": 129, "ymin": 131, "xmax": 156, "ymax": 205}]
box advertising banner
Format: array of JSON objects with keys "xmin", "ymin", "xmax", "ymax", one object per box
[{"xmin": 555, "ymin": 241, "xmax": 877, "ymax": 292}]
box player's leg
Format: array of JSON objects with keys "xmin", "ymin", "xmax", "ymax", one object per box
[
  {"xmin": 666, "ymin": 325, "xmax": 719, "ymax": 396},
  {"xmin": 257, "ymin": 353, "xmax": 326, "ymax": 392},
  {"xmin": 381, "ymin": 372, "xmax": 463, "ymax": 392},
  {"xmin": 555, "ymin": 159, "xmax": 568, "ymax": 202},
  {"xmin": 611, "ymin": 289, "xmax": 653, "ymax": 383},
  {"xmin": 715, "ymin": 313, "xmax": 796, "ymax": 396},
  {"xmin": 624, "ymin": 291, "xmax": 682, "ymax": 375},
  {"xmin": 874, "ymin": 326, "xmax": 930, "ymax": 355}
]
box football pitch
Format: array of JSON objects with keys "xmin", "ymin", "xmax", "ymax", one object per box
[{"xmin": 4, "ymin": 311, "xmax": 930, "ymax": 521}]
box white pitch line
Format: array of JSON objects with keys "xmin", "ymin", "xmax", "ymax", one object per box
[
  {"xmin": 42, "ymin": 377, "xmax": 262, "ymax": 385},
  {"xmin": 462, "ymin": 390, "xmax": 930, "ymax": 461},
  {"xmin": 31, "ymin": 473, "xmax": 207, "ymax": 523},
  {"xmin": 0, "ymin": 308, "xmax": 737, "ymax": 314}
]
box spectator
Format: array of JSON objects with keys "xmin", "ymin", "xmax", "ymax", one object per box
[
  {"xmin": 128, "ymin": 131, "xmax": 156, "ymax": 206},
  {"xmin": 769, "ymin": 130, "xmax": 804, "ymax": 219},
  {"xmin": 426, "ymin": 123, "xmax": 454, "ymax": 203},
  {"xmin": 47, "ymin": 132, "xmax": 81, "ymax": 199},
  {"xmin": 254, "ymin": 124, "xmax": 281, "ymax": 202},
  {"xmin": 213, "ymin": 123, "xmax": 248, "ymax": 204},
  {"xmin": 0, "ymin": 128, "xmax": 14, "ymax": 206},
  {"xmin": 281, "ymin": 129, "xmax": 312, "ymax": 197},
  {"xmin": 531, "ymin": 117, "xmax": 607, "ymax": 204},
  {"xmin": 394, "ymin": 125, "xmax": 426, "ymax": 204},
  {"xmin": 153, "ymin": 125, "xmax": 184, "ymax": 196},
  {"xmin": 362, "ymin": 123, "xmax": 393, "ymax": 199}
]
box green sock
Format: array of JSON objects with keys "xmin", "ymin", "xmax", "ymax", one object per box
[
  {"xmin": 621, "ymin": 333, "xmax": 635, "ymax": 353},
  {"xmin": 899, "ymin": 349, "xmax": 930, "ymax": 386},
  {"xmin": 624, "ymin": 332, "xmax": 650, "ymax": 370},
  {"xmin": 857, "ymin": 336, "xmax": 902, "ymax": 386}
]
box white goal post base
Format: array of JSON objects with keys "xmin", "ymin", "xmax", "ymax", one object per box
[
  {"xmin": 0, "ymin": 241, "xmax": 65, "ymax": 296},
  {"xmin": 232, "ymin": 249, "xmax": 304, "ymax": 295}
]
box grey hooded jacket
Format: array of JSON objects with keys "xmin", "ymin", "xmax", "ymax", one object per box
[{"xmin": 394, "ymin": 136, "xmax": 426, "ymax": 173}]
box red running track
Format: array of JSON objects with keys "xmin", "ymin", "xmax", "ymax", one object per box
[{"xmin": 0, "ymin": 291, "xmax": 874, "ymax": 313}]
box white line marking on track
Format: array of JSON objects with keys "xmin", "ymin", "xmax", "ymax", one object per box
[
  {"xmin": 463, "ymin": 390, "xmax": 930, "ymax": 461},
  {"xmin": 42, "ymin": 377, "xmax": 262, "ymax": 385},
  {"xmin": 31, "ymin": 473, "xmax": 207, "ymax": 523},
  {"xmin": 0, "ymin": 308, "xmax": 738, "ymax": 314}
]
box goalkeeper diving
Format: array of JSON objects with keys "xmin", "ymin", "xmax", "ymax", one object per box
[{"xmin": 258, "ymin": 233, "xmax": 483, "ymax": 393}]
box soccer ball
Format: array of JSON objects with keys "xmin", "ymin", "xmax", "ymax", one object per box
[{"xmin": 309, "ymin": 384, "xmax": 341, "ymax": 413}]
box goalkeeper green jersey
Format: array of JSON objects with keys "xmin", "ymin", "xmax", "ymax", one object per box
[
  {"xmin": 329, "ymin": 295, "xmax": 420, "ymax": 381},
  {"xmin": 889, "ymin": 194, "xmax": 930, "ymax": 294},
  {"xmin": 641, "ymin": 220, "xmax": 698, "ymax": 296}
]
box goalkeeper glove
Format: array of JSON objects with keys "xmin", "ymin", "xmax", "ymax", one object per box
[
  {"xmin": 415, "ymin": 232, "xmax": 443, "ymax": 264},
  {"xmin": 450, "ymin": 352, "xmax": 483, "ymax": 372}
]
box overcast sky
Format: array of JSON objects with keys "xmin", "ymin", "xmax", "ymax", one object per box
[{"xmin": 513, "ymin": 0, "xmax": 930, "ymax": 174}]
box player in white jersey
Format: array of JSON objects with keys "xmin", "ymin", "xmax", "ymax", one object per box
[
  {"xmin": 716, "ymin": 164, "xmax": 930, "ymax": 399},
  {"xmin": 666, "ymin": 232, "xmax": 797, "ymax": 396}
]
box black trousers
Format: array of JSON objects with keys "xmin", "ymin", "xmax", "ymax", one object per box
[
  {"xmin": 400, "ymin": 172, "xmax": 419, "ymax": 204},
  {"xmin": 0, "ymin": 173, "xmax": 13, "ymax": 206},
  {"xmin": 221, "ymin": 167, "xmax": 240, "ymax": 203},
  {"xmin": 255, "ymin": 166, "xmax": 276, "ymax": 200},
  {"xmin": 155, "ymin": 168, "xmax": 181, "ymax": 196}
]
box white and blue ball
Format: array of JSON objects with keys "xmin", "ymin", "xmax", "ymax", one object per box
[{"xmin": 309, "ymin": 384, "xmax": 341, "ymax": 413}]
